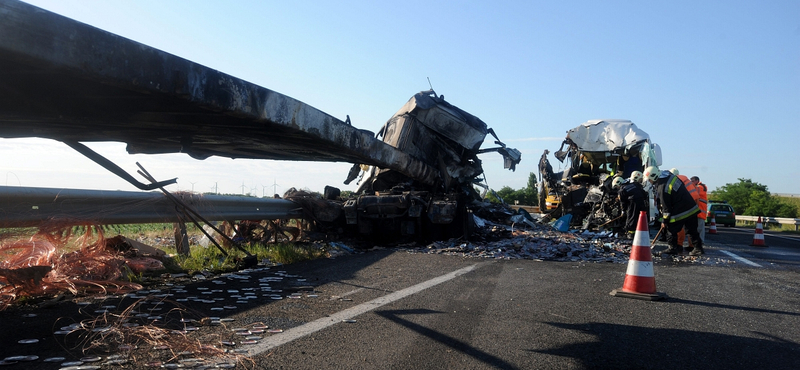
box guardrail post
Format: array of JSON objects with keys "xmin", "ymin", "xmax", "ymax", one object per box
[{"xmin": 174, "ymin": 222, "xmax": 190, "ymax": 256}]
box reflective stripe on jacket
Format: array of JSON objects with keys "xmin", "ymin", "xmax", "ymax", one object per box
[
  {"xmin": 677, "ymin": 175, "xmax": 700, "ymax": 204},
  {"xmin": 656, "ymin": 174, "xmax": 700, "ymax": 223}
]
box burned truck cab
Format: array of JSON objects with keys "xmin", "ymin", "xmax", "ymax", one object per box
[{"xmin": 341, "ymin": 90, "xmax": 521, "ymax": 241}]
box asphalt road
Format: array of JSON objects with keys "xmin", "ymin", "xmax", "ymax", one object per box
[
  {"xmin": 702, "ymin": 225, "xmax": 800, "ymax": 268},
  {"xmin": 2, "ymin": 230, "xmax": 799, "ymax": 370},
  {"xmin": 240, "ymin": 246, "xmax": 800, "ymax": 370}
]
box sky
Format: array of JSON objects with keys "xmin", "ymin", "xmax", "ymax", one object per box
[{"xmin": 2, "ymin": 0, "xmax": 799, "ymax": 196}]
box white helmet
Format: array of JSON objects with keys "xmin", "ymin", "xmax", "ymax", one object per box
[
  {"xmin": 669, "ymin": 168, "xmax": 679, "ymax": 176},
  {"xmin": 630, "ymin": 170, "xmax": 643, "ymax": 184},
  {"xmin": 611, "ymin": 176, "xmax": 625, "ymax": 189},
  {"xmin": 643, "ymin": 166, "xmax": 660, "ymax": 183}
]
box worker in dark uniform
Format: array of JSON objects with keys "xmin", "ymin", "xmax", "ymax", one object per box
[
  {"xmin": 619, "ymin": 149, "xmax": 643, "ymax": 179},
  {"xmin": 612, "ymin": 171, "xmax": 649, "ymax": 239},
  {"xmin": 644, "ymin": 166, "xmax": 704, "ymax": 256}
]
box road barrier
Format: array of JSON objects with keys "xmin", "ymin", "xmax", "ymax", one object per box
[
  {"xmin": 736, "ymin": 216, "xmax": 800, "ymax": 231},
  {"xmin": 0, "ymin": 185, "xmax": 303, "ymax": 227}
]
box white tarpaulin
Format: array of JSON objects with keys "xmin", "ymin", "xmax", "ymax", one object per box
[{"xmin": 566, "ymin": 119, "xmax": 650, "ymax": 152}]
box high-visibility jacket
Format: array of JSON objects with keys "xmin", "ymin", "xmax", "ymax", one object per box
[
  {"xmin": 654, "ymin": 173, "xmax": 700, "ymax": 223},
  {"xmin": 676, "ymin": 174, "xmax": 707, "ymax": 221},
  {"xmin": 677, "ymin": 175, "xmax": 700, "ymax": 204},
  {"xmin": 695, "ymin": 182, "xmax": 708, "ymax": 220}
]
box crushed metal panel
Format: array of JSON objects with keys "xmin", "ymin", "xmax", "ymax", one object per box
[
  {"xmin": 0, "ymin": 0, "xmax": 439, "ymax": 185},
  {"xmin": 360, "ymin": 91, "xmax": 503, "ymax": 193},
  {"xmin": 566, "ymin": 119, "xmax": 651, "ymax": 152},
  {"xmin": 391, "ymin": 92, "xmax": 488, "ymax": 151},
  {"xmin": 428, "ymin": 198, "xmax": 458, "ymax": 224}
]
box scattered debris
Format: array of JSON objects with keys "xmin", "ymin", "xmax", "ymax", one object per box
[
  {"xmin": 391, "ymin": 219, "xmax": 737, "ymax": 267},
  {"xmin": 0, "ymin": 226, "xmax": 171, "ymax": 310}
]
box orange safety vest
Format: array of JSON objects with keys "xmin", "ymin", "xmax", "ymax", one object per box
[
  {"xmin": 677, "ymin": 174, "xmax": 700, "ymax": 203},
  {"xmin": 676, "ymin": 178, "xmax": 707, "ymax": 246},
  {"xmin": 695, "ymin": 182, "xmax": 708, "ymax": 220}
]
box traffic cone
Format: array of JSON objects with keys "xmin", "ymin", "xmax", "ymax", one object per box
[
  {"xmin": 708, "ymin": 216, "xmax": 717, "ymax": 234},
  {"xmin": 611, "ymin": 211, "xmax": 666, "ymax": 301},
  {"xmin": 751, "ymin": 216, "xmax": 767, "ymax": 247}
]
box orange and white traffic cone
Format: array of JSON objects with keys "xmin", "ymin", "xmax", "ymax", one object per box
[
  {"xmin": 708, "ymin": 216, "xmax": 717, "ymax": 234},
  {"xmin": 611, "ymin": 211, "xmax": 666, "ymax": 301},
  {"xmin": 751, "ymin": 216, "xmax": 767, "ymax": 247}
]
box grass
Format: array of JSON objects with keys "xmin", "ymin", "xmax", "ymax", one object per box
[
  {"xmin": 102, "ymin": 223, "xmax": 200, "ymax": 239},
  {"xmin": 162, "ymin": 242, "xmax": 329, "ymax": 274},
  {"xmin": 118, "ymin": 222, "xmax": 331, "ymax": 273},
  {"xmin": 778, "ymin": 196, "xmax": 800, "ymax": 213},
  {"xmin": 734, "ymin": 218, "xmax": 800, "ymax": 234}
]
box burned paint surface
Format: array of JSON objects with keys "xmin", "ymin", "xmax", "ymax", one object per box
[
  {"xmin": 355, "ymin": 91, "xmax": 520, "ymax": 195},
  {"xmin": 0, "ymin": 1, "xmax": 438, "ymax": 185}
]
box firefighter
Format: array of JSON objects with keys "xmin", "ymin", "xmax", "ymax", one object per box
[
  {"xmin": 669, "ymin": 168, "xmax": 701, "ymax": 203},
  {"xmin": 644, "ymin": 166, "xmax": 704, "ymax": 256},
  {"xmin": 670, "ymin": 168, "xmax": 702, "ymax": 250},
  {"xmin": 613, "ymin": 173, "xmax": 649, "ymax": 239},
  {"xmin": 630, "ymin": 170, "xmax": 644, "ymax": 184}
]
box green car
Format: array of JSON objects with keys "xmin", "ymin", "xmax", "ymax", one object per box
[{"xmin": 707, "ymin": 201, "xmax": 736, "ymax": 227}]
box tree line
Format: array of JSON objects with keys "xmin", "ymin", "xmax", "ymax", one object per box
[{"xmin": 483, "ymin": 173, "xmax": 539, "ymax": 206}]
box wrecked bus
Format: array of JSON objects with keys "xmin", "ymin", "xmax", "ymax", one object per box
[
  {"xmin": 330, "ymin": 90, "xmax": 521, "ymax": 241},
  {"xmin": 538, "ymin": 119, "xmax": 661, "ymax": 231}
]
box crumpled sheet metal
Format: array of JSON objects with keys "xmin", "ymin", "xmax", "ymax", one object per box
[{"xmin": 566, "ymin": 119, "xmax": 650, "ymax": 152}]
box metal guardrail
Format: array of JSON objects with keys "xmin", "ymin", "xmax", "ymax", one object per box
[
  {"xmin": 736, "ymin": 215, "xmax": 800, "ymax": 231},
  {"xmin": 0, "ymin": 186, "xmax": 303, "ymax": 228},
  {"xmin": 514, "ymin": 205, "xmax": 541, "ymax": 214}
]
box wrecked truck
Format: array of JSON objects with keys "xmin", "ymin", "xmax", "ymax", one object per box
[
  {"xmin": 0, "ymin": 1, "xmax": 521, "ymax": 245},
  {"xmin": 539, "ymin": 119, "xmax": 661, "ymax": 231},
  {"xmin": 327, "ymin": 90, "xmax": 521, "ymax": 241}
]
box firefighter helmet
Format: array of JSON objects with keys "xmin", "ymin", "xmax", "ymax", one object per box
[
  {"xmin": 630, "ymin": 170, "xmax": 643, "ymax": 184},
  {"xmin": 669, "ymin": 167, "xmax": 679, "ymax": 176},
  {"xmin": 611, "ymin": 176, "xmax": 625, "ymax": 189},
  {"xmin": 644, "ymin": 166, "xmax": 660, "ymax": 183}
]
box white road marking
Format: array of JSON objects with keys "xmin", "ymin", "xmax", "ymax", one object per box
[
  {"xmin": 339, "ymin": 288, "xmax": 364, "ymax": 297},
  {"xmin": 719, "ymin": 250, "xmax": 762, "ymax": 267},
  {"xmin": 246, "ymin": 263, "xmax": 481, "ymax": 356}
]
